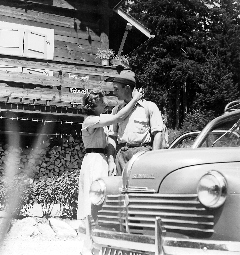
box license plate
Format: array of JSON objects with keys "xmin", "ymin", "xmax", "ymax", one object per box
[{"xmin": 102, "ymin": 246, "xmax": 147, "ymax": 255}]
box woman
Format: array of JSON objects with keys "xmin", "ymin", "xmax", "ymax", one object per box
[{"xmin": 77, "ymin": 88, "xmax": 142, "ymax": 220}]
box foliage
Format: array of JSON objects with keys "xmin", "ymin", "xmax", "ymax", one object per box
[
  {"xmin": 111, "ymin": 54, "xmax": 130, "ymax": 68},
  {"xmin": 168, "ymin": 129, "xmax": 182, "ymax": 145},
  {"xmin": 181, "ymin": 109, "xmax": 215, "ymax": 132},
  {"xmin": 0, "ymin": 170, "xmax": 80, "ymax": 219},
  {"xmin": 167, "ymin": 109, "xmax": 215, "ymax": 146},
  {"xmin": 96, "ymin": 48, "xmax": 115, "ymax": 59},
  {"xmin": 96, "ymin": 47, "xmax": 131, "ymax": 69},
  {"xmin": 30, "ymin": 170, "xmax": 79, "ymax": 218},
  {"xmin": 0, "ymin": 174, "xmax": 35, "ymax": 216},
  {"xmin": 0, "ymin": 134, "xmax": 84, "ymax": 219},
  {"xmin": 31, "ymin": 177, "xmax": 58, "ymax": 217},
  {"xmin": 55, "ymin": 170, "xmax": 79, "ymax": 218},
  {"xmin": 123, "ymin": 0, "xmax": 240, "ymax": 129}
]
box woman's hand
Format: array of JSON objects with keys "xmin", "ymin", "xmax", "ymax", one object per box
[
  {"xmin": 108, "ymin": 161, "xmax": 117, "ymax": 176},
  {"xmin": 132, "ymin": 88, "xmax": 143, "ymax": 101}
]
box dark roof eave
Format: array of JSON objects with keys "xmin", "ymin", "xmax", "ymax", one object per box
[
  {"xmin": 113, "ymin": 0, "xmax": 125, "ymax": 10},
  {"xmin": 113, "ymin": 7, "xmax": 155, "ymax": 39}
]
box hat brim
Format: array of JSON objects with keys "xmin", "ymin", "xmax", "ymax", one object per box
[
  {"xmin": 105, "ymin": 77, "xmax": 135, "ymax": 88},
  {"xmin": 105, "ymin": 77, "xmax": 114, "ymax": 82}
]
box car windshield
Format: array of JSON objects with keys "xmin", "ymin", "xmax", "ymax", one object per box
[
  {"xmin": 200, "ymin": 117, "xmax": 240, "ymax": 148},
  {"xmin": 172, "ymin": 115, "xmax": 240, "ymax": 149}
]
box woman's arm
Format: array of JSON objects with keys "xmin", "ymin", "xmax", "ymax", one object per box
[{"xmin": 92, "ymin": 89, "xmax": 142, "ymax": 128}]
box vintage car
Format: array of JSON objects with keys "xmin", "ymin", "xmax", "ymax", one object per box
[{"xmin": 79, "ymin": 100, "xmax": 240, "ymax": 255}]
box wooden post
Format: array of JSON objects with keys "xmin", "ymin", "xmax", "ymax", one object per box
[{"xmin": 118, "ymin": 23, "xmax": 132, "ymax": 56}]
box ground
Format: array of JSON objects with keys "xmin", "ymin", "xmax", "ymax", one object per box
[{"xmin": 0, "ymin": 217, "xmax": 85, "ymax": 255}]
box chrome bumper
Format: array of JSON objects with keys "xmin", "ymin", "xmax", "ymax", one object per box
[{"xmin": 79, "ymin": 216, "xmax": 240, "ymax": 255}]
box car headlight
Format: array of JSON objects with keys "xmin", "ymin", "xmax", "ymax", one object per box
[
  {"xmin": 197, "ymin": 170, "xmax": 227, "ymax": 208},
  {"xmin": 89, "ymin": 179, "xmax": 106, "ymax": 205}
]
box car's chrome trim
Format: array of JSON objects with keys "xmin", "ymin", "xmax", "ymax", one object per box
[
  {"xmin": 119, "ymin": 186, "xmax": 156, "ymax": 193},
  {"xmin": 81, "ymin": 216, "xmax": 240, "ymax": 255},
  {"xmin": 122, "ymin": 150, "xmax": 147, "ymax": 191},
  {"xmin": 197, "ymin": 170, "xmax": 228, "ymax": 208},
  {"xmin": 78, "ymin": 216, "xmax": 240, "ymax": 255},
  {"xmin": 97, "ymin": 193, "xmax": 214, "ymax": 234}
]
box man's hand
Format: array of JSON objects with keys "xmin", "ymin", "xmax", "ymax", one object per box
[
  {"xmin": 108, "ymin": 161, "xmax": 117, "ymax": 176},
  {"xmin": 132, "ymin": 87, "xmax": 143, "ymax": 101}
]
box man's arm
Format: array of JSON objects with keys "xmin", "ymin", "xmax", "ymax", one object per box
[
  {"xmin": 107, "ymin": 135, "xmax": 117, "ymax": 175},
  {"xmin": 147, "ymin": 101, "xmax": 166, "ymax": 150},
  {"xmin": 152, "ymin": 131, "xmax": 163, "ymax": 150}
]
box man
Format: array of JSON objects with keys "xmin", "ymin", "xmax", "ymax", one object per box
[{"xmin": 107, "ymin": 69, "xmax": 165, "ymax": 176}]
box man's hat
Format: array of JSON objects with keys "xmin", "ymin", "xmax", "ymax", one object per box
[{"xmin": 105, "ymin": 70, "xmax": 136, "ymax": 88}]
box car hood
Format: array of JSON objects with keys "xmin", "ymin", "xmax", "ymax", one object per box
[{"xmin": 127, "ymin": 147, "xmax": 240, "ymax": 191}]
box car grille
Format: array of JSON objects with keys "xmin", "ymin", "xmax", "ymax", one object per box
[{"xmin": 97, "ymin": 193, "xmax": 214, "ymax": 236}]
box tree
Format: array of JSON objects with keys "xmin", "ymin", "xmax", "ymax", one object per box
[{"xmin": 124, "ymin": 0, "xmax": 240, "ymax": 128}]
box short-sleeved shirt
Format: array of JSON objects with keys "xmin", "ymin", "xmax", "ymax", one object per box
[
  {"xmin": 108, "ymin": 100, "xmax": 164, "ymax": 144},
  {"xmin": 81, "ymin": 115, "xmax": 108, "ymax": 149}
]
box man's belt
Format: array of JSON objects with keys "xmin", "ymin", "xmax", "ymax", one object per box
[
  {"xmin": 119, "ymin": 142, "xmax": 151, "ymax": 148},
  {"xmin": 85, "ymin": 148, "xmax": 106, "ymax": 154}
]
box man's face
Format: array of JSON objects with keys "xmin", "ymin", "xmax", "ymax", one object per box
[{"xmin": 113, "ymin": 82, "xmax": 126, "ymax": 101}]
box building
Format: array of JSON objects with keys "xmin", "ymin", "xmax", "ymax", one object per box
[{"xmin": 0, "ymin": 0, "xmax": 153, "ymax": 137}]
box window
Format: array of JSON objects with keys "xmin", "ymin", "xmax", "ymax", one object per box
[
  {"xmin": 0, "ymin": 21, "xmax": 54, "ymax": 60},
  {"xmin": 0, "ymin": 28, "xmax": 23, "ymax": 56}
]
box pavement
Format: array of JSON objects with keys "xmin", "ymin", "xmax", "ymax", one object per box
[
  {"xmin": 0, "ymin": 239, "xmax": 84, "ymax": 255},
  {"xmin": 0, "ymin": 217, "xmax": 87, "ymax": 255}
]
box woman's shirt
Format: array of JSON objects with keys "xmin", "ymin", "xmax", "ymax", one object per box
[{"xmin": 81, "ymin": 115, "xmax": 108, "ymax": 149}]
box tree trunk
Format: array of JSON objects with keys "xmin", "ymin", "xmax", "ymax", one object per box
[
  {"xmin": 175, "ymin": 86, "xmax": 181, "ymax": 129},
  {"xmin": 183, "ymin": 81, "xmax": 187, "ymax": 118}
]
